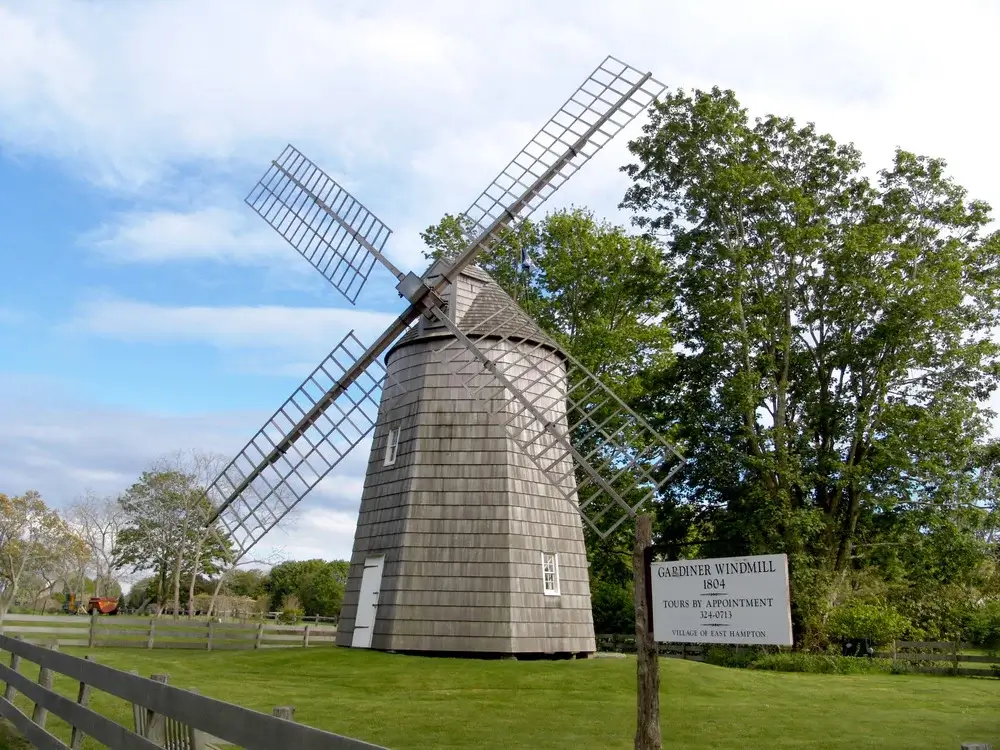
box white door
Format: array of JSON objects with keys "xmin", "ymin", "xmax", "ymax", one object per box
[{"xmin": 351, "ymin": 555, "xmax": 385, "ymax": 648}]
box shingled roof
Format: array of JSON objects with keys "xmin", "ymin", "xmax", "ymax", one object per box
[{"xmin": 386, "ymin": 265, "xmax": 563, "ymax": 361}]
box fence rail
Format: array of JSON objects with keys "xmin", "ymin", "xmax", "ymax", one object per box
[
  {"xmin": 595, "ymin": 634, "xmax": 705, "ymax": 661},
  {"xmin": 596, "ymin": 634, "xmax": 1000, "ymax": 678},
  {"xmin": 0, "ymin": 614, "xmax": 336, "ymax": 651},
  {"xmin": 0, "ymin": 634, "xmax": 384, "ymax": 749},
  {"xmin": 873, "ymin": 640, "xmax": 1000, "ymax": 677}
]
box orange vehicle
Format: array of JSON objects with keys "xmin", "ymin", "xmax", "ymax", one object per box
[{"xmin": 87, "ymin": 597, "xmax": 119, "ymax": 615}]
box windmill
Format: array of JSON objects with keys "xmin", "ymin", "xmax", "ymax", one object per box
[{"xmin": 204, "ymin": 56, "xmax": 685, "ymax": 656}]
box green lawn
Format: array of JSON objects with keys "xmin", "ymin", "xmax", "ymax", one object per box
[{"xmin": 2, "ymin": 647, "xmax": 998, "ymax": 749}]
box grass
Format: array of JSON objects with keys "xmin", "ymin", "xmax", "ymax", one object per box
[{"xmin": 1, "ymin": 647, "xmax": 999, "ymax": 749}]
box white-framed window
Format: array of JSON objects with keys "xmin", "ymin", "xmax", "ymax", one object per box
[
  {"xmin": 383, "ymin": 426, "xmax": 400, "ymax": 466},
  {"xmin": 541, "ymin": 552, "xmax": 560, "ymax": 596}
]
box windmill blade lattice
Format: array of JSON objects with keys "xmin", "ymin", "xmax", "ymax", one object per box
[
  {"xmin": 431, "ymin": 292, "xmax": 684, "ymax": 538},
  {"xmin": 457, "ymin": 56, "xmax": 664, "ymax": 257},
  {"xmin": 246, "ymin": 145, "xmax": 400, "ymax": 304},
  {"xmin": 206, "ymin": 330, "xmax": 404, "ymax": 560}
]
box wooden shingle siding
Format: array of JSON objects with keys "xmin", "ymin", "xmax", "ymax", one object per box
[{"xmin": 337, "ymin": 265, "xmax": 595, "ymax": 656}]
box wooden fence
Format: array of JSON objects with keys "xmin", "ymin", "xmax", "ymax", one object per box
[
  {"xmin": 873, "ymin": 641, "xmax": 1000, "ymax": 677},
  {"xmin": 0, "ymin": 614, "xmax": 337, "ymax": 651},
  {"xmin": 597, "ymin": 634, "xmax": 1000, "ymax": 677},
  {"xmin": 595, "ymin": 634, "xmax": 705, "ymax": 661},
  {"xmin": 0, "ymin": 633, "xmax": 384, "ymax": 749}
]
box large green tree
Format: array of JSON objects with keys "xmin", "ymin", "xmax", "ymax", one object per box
[
  {"xmin": 113, "ymin": 469, "xmax": 230, "ymax": 615},
  {"xmin": 620, "ymin": 86, "xmax": 1000, "ymax": 643}
]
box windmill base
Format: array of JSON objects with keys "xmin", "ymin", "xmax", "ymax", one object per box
[{"xmin": 375, "ymin": 649, "xmax": 593, "ymax": 661}]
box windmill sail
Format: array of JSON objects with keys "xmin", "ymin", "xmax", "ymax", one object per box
[
  {"xmin": 206, "ymin": 331, "xmax": 400, "ymax": 561},
  {"xmin": 246, "ymin": 145, "xmax": 400, "ymax": 304},
  {"xmin": 458, "ymin": 56, "xmax": 664, "ymax": 256}
]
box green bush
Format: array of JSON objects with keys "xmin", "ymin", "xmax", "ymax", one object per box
[
  {"xmin": 965, "ymin": 601, "xmax": 1000, "ymax": 649},
  {"xmin": 590, "ymin": 578, "xmax": 634, "ymax": 634},
  {"xmin": 278, "ymin": 593, "xmax": 303, "ymax": 624},
  {"xmin": 750, "ymin": 652, "xmax": 906, "ymax": 675},
  {"xmin": 894, "ymin": 585, "xmax": 973, "ymax": 642},
  {"xmin": 703, "ymin": 645, "xmax": 770, "ymax": 669},
  {"xmin": 826, "ymin": 601, "xmax": 909, "ymax": 646}
]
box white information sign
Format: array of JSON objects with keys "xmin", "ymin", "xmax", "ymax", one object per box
[{"xmin": 650, "ymin": 553, "xmax": 793, "ymax": 646}]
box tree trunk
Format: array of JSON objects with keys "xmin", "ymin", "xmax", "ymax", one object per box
[
  {"xmin": 187, "ymin": 531, "xmax": 208, "ymax": 618},
  {"xmin": 170, "ymin": 548, "xmax": 185, "ymax": 620},
  {"xmin": 634, "ymin": 514, "xmax": 661, "ymax": 750},
  {"xmin": 207, "ymin": 568, "xmax": 229, "ymax": 618}
]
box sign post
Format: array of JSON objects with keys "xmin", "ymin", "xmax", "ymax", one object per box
[
  {"xmin": 633, "ymin": 515, "xmax": 660, "ymax": 750},
  {"xmin": 650, "ymin": 553, "xmax": 793, "ymax": 646}
]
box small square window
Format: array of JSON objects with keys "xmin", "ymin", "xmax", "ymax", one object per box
[
  {"xmin": 383, "ymin": 426, "xmax": 400, "ymax": 466},
  {"xmin": 542, "ymin": 552, "xmax": 560, "ymax": 596}
]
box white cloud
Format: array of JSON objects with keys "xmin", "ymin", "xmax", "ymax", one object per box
[
  {"xmin": 80, "ymin": 207, "xmax": 282, "ymax": 264},
  {"xmin": 263, "ymin": 507, "xmax": 360, "ymax": 562},
  {"xmin": 2, "ymin": 0, "xmax": 995, "ymax": 288},
  {"xmin": 1, "ymin": 0, "xmax": 995, "ymax": 240},
  {"xmin": 66, "ymin": 297, "xmax": 400, "ymax": 360},
  {"xmin": 0, "ymin": 0, "xmax": 471, "ymax": 189},
  {"xmin": 0, "ymin": 307, "xmax": 27, "ymax": 326}
]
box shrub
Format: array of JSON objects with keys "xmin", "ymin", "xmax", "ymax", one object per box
[
  {"xmin": 826, "ymin": 600, "xmax": 909, "ymax": 646},
  {"xmin": 703, "ymin": 645, "xmax": 770, "ymax": 669},
  {"xmin": 278, "ymin": 594, "xmax": 303, "ymax": 624},
  {"xmin": 894, "ymin": 585, "xmax": 974, "ymax": 642},
  {"xmin": 965, "ymin": 600, "xmax": 1000, "ymax": 650},
  {"xmin": 750, "ymin": 652, "xmax": 902, "ymax": 675},
  {"xmin": 590, "ymin": 579, "xmax": 635, "ymax": 634}
]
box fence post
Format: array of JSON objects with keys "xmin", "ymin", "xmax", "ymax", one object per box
[
  {"xmin": 273, "ymin": 706, "xmax": 295, "ymax": 721},
  {"xmin": 69, "ymin": 654, "xmax": 95, "ymax": 750},
  {"xmin": 88, "ymin": 611, "xmax": 97, "ymax": 648},
  {"xmin": 952, "ymin": 641, "xmax": 960, "ymax": 675},
  {"xmin": 207, "ymin": 620, "xmax": 214, "ymax": 651},
  {"xmin": 3, "ymin": 636, "xmax": 22, "ymax": 702},
  {"xmin": 303, "ymin": 624, "xmax": 311, "ymax": 648},
  {"xmin": 255, "ymin": 622, "xmax": 264, "ymax": 650},
  {"xmin": 892, "ymin": 639, "xmax": 897, "ymax": 661},
  {"xmin": 147, "ymin": 619, "xmax": 156, "ymax": 650},
  {"xmin": 129, "ymin": 670, "xmax": 141, "ymax": 732},
  {"xmin": 141, "ymin": 674, "xmax": 169, "ymax": 744},
  {"xmin": 186, "ymin": 688, "xmax": 210, "ymax": 750},
  {"xmin": 30, "ymin": 643, "xmax": 58, "ymax": 729}
]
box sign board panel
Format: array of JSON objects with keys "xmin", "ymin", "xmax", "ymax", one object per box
[{"xmin": 650, "ymin": 553, "xmax": 793, "ymax": 646}]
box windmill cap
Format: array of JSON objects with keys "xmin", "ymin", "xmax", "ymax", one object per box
[{"xmin": 385, "ymin": 263, "xmax": 563, "ymax": 363}]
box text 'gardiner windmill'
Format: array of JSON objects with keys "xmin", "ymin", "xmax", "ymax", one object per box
[{"xmin": 205, "ymin": 56, "xmax": 685, "ymax": 656}]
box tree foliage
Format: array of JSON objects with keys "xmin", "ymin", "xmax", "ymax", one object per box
[
  {"xmin": 113, "ymin": 469, "xmax": 230, "ymax": 614},
  {"xmin": 0, "ymin": 491, "xmax": 84, "ymax": 621},
  {"xmin": 265, "ymin": 559, "xmax": 348, "ymax": 618},
  {"xmin": 620, "ymin": 85, "xmax": 1000, "ymax": 643}
]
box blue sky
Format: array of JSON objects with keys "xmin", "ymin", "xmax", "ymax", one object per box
[{"xmin": 2, "ymin": 0, "xmax": 999, "ymax": 569}]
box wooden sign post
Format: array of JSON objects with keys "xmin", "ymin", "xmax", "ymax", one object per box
[{"xmin": 633, "ymin": 514, "xmax": 661, "ymax": 750}]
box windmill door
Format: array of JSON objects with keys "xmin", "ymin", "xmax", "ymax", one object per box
[{"xmin": 351, "ymin": 555, "xmax": 385, "ymax": 648}]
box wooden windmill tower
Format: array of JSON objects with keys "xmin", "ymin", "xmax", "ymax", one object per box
[{"xmin": 204, "ymin": 56, "xmax": 685, "ymax": 657}]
